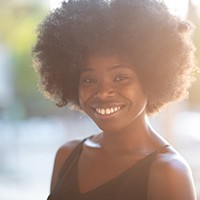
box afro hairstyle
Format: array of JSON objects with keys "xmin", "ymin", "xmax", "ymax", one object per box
[{"xmin": 32, "ymin": 0, "xmax": 196, "ymax": 114}]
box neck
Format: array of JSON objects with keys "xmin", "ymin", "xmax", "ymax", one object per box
[{"xmin": 99, "ymin": 115, "xmax": 156, "ymax": 153}]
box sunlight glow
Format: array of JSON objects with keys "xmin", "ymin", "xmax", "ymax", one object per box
[
  {"xmin": 164, "ymin": 0, "xmax": 188, "ymax": 18},
  {"xmin": 49, "ymin": 0, "xmax": 200, "ymax": 18},
  {"xmin": 50, "ymin": 0, "xmax": 62, "ymax": 10}
]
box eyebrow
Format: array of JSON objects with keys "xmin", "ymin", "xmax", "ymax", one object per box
[
  {"xmin": 107, "ymin": 64, "xmax": 131, "ymax": 71},
  {"xmin": 80, "ymin": 64, "xmax": 131, "ymax": 73}
]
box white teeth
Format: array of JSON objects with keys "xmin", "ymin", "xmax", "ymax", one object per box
[
  {"xmin": 100, "ymin": 108, "xmax": 105, "ymax": 115},
  {"xmin": 106, "ymin": 108, "xmax": 111, "ymax": 115},
  {"xmin": 95, "ymin": 106, "xmax": 121, "ymax": 115}
]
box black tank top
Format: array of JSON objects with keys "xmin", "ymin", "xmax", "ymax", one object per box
[{"xmin": 47, "ymin": 138, "xmax": 169, "ymax": 200}]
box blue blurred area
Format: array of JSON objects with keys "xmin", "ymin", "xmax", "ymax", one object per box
[{"xmin": 0, "ymin": 114, "xmax": 99, "ymax": 200}]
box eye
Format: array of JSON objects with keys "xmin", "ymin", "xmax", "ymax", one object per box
[
  {"xmin": 114, "ymin": 75, "xmax": 129, "ymax": 82},
  {"xmin": 80, "ymin": 77, "xmax": 96, "ymax": 85}
]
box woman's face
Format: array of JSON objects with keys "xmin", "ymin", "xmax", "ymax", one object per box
[{"xmin": 78, "ymin": 55, "xmax": 147, "ymax": 134}]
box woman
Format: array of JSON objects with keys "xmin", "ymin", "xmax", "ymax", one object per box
[{"xmin": 32, "ymin": 0, "xmax": 197, "ymax": 199}]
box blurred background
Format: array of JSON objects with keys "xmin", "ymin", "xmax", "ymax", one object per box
[{"xmin": 0, "ymin": 0, "xmax": 200, "ymax": 199}]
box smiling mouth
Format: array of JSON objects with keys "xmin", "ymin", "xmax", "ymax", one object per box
[{"xmin": 95, "ymin": 106, "xmax": 123, "ymax": 116}]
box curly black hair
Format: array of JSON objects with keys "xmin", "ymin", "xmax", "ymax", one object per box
[{"xmin": 32, "ymin": 0, "xmax": 196, "ymax": 114}]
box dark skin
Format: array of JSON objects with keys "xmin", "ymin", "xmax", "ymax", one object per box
[{"xmin": 50, "ymin": 55, "xmax": 196, "ymax": 200}]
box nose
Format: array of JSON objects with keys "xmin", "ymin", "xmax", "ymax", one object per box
[{"xmin": 94, "ymin": 82, "xmax": 116, "ymax": 99}]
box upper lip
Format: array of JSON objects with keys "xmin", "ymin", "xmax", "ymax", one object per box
[{"xmin": 91, "ymin": 103, "xmax": 124, "ymax": 109}]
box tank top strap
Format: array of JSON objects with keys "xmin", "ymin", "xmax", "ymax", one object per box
[
  {"xmin": 157, "ymin": 144, "xmax": 170, "ymax": 153},
  {"xmin": 58, "ymin": 137, "xmax": 89, "ymax": 179}
]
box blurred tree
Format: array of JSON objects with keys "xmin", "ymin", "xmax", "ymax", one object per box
[{"xmin": 0, "ymin": 1, "xmax": 63, "ymax": 118}]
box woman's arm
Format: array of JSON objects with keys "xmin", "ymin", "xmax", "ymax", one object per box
[{"xmin": 147, "ymin": 148, "xmax": 197, "ymax": 200}]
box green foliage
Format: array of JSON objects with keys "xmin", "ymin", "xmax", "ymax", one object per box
[{"xmin": 0, "ymin": 2, "xmax": 53, "ymax": 117}]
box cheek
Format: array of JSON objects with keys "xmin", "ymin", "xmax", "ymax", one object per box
[
  {"xmin": 78, "ymin": 88, "xmax": 84, "ymax": 107},
  {"xmin": 78, "ymin": 87, "xmax": 91, "ymax": 108},
  {"xmin": 124, "ymin": 85, "xmax": 147, "ymax": 106},
  {"xmin": 134, "ymin": 90, "xmax": 148, "ymax": 111}
]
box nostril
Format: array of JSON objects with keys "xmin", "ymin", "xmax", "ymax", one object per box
[{"xmin": 94, "ymin": 89, "xmax": 116, "ymax": 99}]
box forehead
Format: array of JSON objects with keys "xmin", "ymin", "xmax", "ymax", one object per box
[
  {"xmin": 87, "ymin": 54, "xmax": 122, "ymax": 66},
  {"xmin": 81, "ymin": 54, "xmax": 136, "ymax": 73}
]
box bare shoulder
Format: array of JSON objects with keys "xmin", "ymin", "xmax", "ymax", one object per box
[
  {"xmin": 147, "ymin": 146, "xmax": 197, "ymax": 200},
  {"xmin": 50, "ymin": 139, "xmax": 82, "ymax": 192},
  {"xmin": 55, "ymin": 139, "xmax": 82, "ymax": 162}
]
